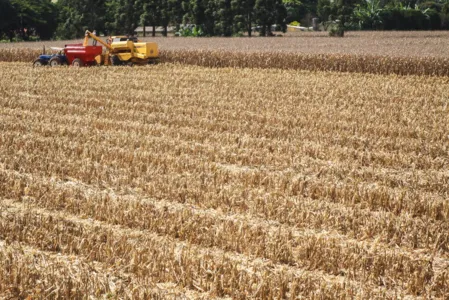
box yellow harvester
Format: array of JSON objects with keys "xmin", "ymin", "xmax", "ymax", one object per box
[{"xmin": 83, "ymin": 30, "xmax": 159, "ymax": 66}]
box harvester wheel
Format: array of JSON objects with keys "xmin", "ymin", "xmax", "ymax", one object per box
[
  {"xmin": 33, "ymin": 59, "xmax": 45, "ymax": 67},
  {"xmin": 110, "ymin": 55, "xmax": 121, "ymax": 66},
  {"xmin": 72, "ymin": 58, "xmax": 84, "ymax": 67},
  {"xmin": 49, "ymin": 57, "xmax": 61, "ymax": 67},
  {"xmin": 126, "ymin": 61, "xmax": 134, "ymax": 67}
]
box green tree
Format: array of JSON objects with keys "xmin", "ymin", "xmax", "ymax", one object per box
[
  {"xmin": 55, "ymin": 6, "xmax": 83, "ymax": 39},
  {"xmin": 441, "ymin": 1, "xmax": 449, "ymax": 29},
  {"xmin": 11, "ymin": 0, "xmax": 58, "ymax": 40},
  {"xmin": 0, "ymin": 0, "xmax": 17, "ymax": 40},
  {"xmin": 190, "ymin": 0, "xmax": 206, "ymax": 26},
  {"xmin": 169, "ymin": 0, "xmax": 187, "ymax": 31},
  {"xmin": 317, "ymin": 0, "xmax": 336, "ymax": 21},
  {"xmin": 215, "ymin": 0, "xmax": 233, "ymax": 36},
  {"xmin": 335, "ymin": 0, "xmax": 357, "ymax": 25},
  {"xmin": 255, "ymin": 0, "xmax": 286, "ymax": 36},
  {"xmin": 255, "ymin": 0, "xmax": 270, "ymax": 35},
  {"xmin": 140, "ymin": 0, "xmax": 159, "ymax": 36},
  {"xmin": 283, "ymin": 0, "xmax": 305, "ymax": 23},
  {"xmin": 110, "ymin": 0, "xmax": 141, "ymax": 34},
  {"xmin": 276, "ymin": 0, "xmax": 288, "ymax": 31},
  {"xmin": 159, "ymin": 0, "xmax": 171, "ymax": 36},
  {"xmin": 352, "ymin": 0, "xmax": 383, "ymax": 29},
  {"xmin": 35, "ymin": 0, "xmax": 58, "ymax": 39},
  {"xmin": 55, "ymin": 0, "xmax": 106, "ymax": 39},
  {"xmin": 203, "ymin": 0, "xmax": 217, "ymax": 35},
  {"xmin": 188, "ymin": 0, "xmax": 216, "ymax": 35},
  {"xmin": 231, "ymin": 0, "xmax": 256, "ymax": 36}
]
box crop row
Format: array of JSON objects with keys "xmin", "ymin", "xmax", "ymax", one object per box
[
  {"xmin": 0, "ymin": 63, "xmax": 448, "ymax": 298},
  {"xmin": 1, "ymin": 48, "xmax": 449, "ymax": 76},
  {"xmin": 1, "ymin": 129, "xmax": 447, "ymax": 253},
  {"xmin": 0, "ymin": 199, "xmax": 396, "ymax": 299},
  {"xmin": 0, "ymin": 240, "xmax": 206, "ymax": 299},
  {"xmin": 1, "ymin": 167, "xmax": 446, "ymax": 295}
]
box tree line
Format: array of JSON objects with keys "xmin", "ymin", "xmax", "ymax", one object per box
[
  {"xmin": 0, "ymin": 0, "xmax": 288, "ymax": 40},
  {"xmin": 319, "ymin": 0, "xmax": 449, "ymax": 31},
  {"xmin": 1, "ymin": 0, "xmax": 449, "ymax": 41}
]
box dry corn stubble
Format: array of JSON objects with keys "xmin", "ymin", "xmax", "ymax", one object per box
[{"xmin": 0, "ymin": 62, "xmax": 448, "ymax": 298}]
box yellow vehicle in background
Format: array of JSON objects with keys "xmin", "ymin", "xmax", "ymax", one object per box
[{"xmin": 83, "ymin": 30, "xmax": 159, "ymax": 66}]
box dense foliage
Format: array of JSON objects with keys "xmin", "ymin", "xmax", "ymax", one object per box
[
  {"xmin": 319, "ymin": 0, "xmax": 449, "ymax": 30},
  {"xmin": 2, "ymin": 0, "xmax": 449, "ymax": 40},
  {"xmin": 0, "ymin": 0, "xmax": 57, "ymax": 41},
  {"xmin": 0, "ymin": 0, "xmax": 287, "ymax": 39}
]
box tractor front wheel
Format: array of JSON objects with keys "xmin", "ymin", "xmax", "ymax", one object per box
[
  {"xmin": 33, "ymin": 59, "xmax": 45, "ymax": 67},
  {"xmin": 72, "ymin": 58, "xmax": 84, "ymax": 67},
  {"xmin": 49, "ymin": 57, "xmax": 61, "ymax": 67}
]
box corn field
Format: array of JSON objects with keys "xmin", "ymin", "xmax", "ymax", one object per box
[
  {"xmin": 0, "ymin": 58, "xmax": 448, "ymax": 299},
  {"xmin": 2, "ymin": 31, "xmax": 449, "ymax": 57},
  {"xmin": 2, "ymin": 31, "xmax": 449, "ymax": 76},
  {"xmin": 2, "ymin": 48, "xmax": 449, "ymax": 76}
]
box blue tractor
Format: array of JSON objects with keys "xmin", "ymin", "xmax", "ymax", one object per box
[{"xmin": 33, "ymin": 47, "xmax": 69, "ymax": 67}]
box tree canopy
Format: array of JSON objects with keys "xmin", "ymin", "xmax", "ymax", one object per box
[
  {"xmin": 0, "ymin": 0, "xmax": 57, "ymax": 40},
  {"xmin": 2, "ymin": 0, "xmax": 449, "ymax": 41}
]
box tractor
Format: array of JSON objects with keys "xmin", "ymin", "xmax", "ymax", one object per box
[
  {"xmin": 33, "ymin": 47, "xmax": 68, "ymax": 66},
  {"xmin": 33, "ymin": 43, "xmax": 103, "ymax": 67}
]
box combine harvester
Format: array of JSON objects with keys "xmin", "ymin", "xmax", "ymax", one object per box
[{"xmin": 33, "ymin": 30, "xmax": 159, "ymax": 67}]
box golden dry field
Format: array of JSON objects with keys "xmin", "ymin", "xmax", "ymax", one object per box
[
  {"xmin": 3, "ymin": 31, "xmax": 449, "ymax": 76},
  {"xmin": 0, "ymin": 60, "xmax": 448, "ymax": 299},
  {"xmin": 2, "ymin": 31, "xmax": 449, "ymax": 57}
]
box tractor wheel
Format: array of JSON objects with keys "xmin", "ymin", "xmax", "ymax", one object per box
[
  {"xmin": 33, "ymin": 59, "xmax": 45, "ymax": 67},
  {"xmin": 110, "ymin": 55, "xmax": 121, "ymax": 66},
  {"xmin": 49, "ymin": 57, "xmax": 61, "ymax": 67},
  {"xmin": 126, "ymin": 61, "xmax": 134, "ymax": 67},
  {"xmin": 72, "ymin": 58, "xmax": 84, "ymax": 67}
]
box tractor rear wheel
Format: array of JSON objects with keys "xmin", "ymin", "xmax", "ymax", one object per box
[
  {"xmin": 33, "ymin": 59, "xmax": 45, "ymax": 67},
  {"xmin": 49, "ymin": 57, "xmax": 61, "ymax": 67},
  {"xmin": 72, "ymin": 58, "xmax": 84, "ymax": 67}
]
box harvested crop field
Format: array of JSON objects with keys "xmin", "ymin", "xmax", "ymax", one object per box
[{"xmin": 0, "ymin": 61, "xmax": 448, "ymax": 299}]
